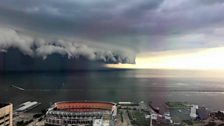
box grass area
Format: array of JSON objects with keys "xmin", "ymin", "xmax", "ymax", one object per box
[
  {"xmin": 166, "ymin": 102, "xmax": 191, "ymax": 108},
  {"xmin": 128, "ymin": 110, "xmax": 149, "ymax": 126},
  {"xmin": 16, "ymin": 119, "xmax": 33, "ymax": 126}
]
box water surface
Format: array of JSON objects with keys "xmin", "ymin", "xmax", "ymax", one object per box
[{"xmin": 0, "ymin": 69, "xmax": 224, "ymax": 112}]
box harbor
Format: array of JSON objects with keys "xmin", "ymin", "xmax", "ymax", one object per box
[
  {"xmin": 11, "ymin": 100, "xmax": 224, "ymax": 126},
  {"xmin": 15, "ymin": 101, "xmax": 41, "ymax": 112}
]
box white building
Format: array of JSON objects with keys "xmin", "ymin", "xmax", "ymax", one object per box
[
  {"xmin": 0, "ymin": 103, "xmax": 13, "ymax": 126},
  {"xmin": 190, "ymin": 105, "xmax": 198, "ymax": 119}
]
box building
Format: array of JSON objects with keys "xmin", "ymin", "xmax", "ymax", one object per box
[
  {"xmin": 0, "ymin": 103, "xmax": 13, "ymax": 126},
  {"xmin": 16, "ymin": 101, "xmax": 40, "ymax": 112},
  {"xmin": 45, "ymin": 101, "xmax": 116, "ymax": 126},
  {"xmin": 118, "ymin": 102, "xmax": 133, "ymax": 105},
  {"xmin": 169, "ymin": 108, "xmax": 191, "ymax": 124},
  {"xmin": 196, "ymin": 107, "xmax": 209, "ymax": 120},
  {"xmin": 190, "ymin": 105, "xmax": 198, "ymax": 119}
]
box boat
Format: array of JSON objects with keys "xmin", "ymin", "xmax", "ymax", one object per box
[{"xmin": 10, "ymin": 84, "xmax": 25, "ymax": 91}]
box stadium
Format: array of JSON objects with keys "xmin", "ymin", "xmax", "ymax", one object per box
[{"xmin": 45, "ymin": 101, "xmax": 117, "ymax": 126}]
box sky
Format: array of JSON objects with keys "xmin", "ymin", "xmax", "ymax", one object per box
[{"xmin": 0, "ymin": 0, "xmax": 224, "ymax": 70}]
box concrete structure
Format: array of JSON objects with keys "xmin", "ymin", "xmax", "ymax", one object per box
[
  {"xmin": 93, "ymin": 119, "xmax": 110, "ymax": 126},
  {"xmin": 16, "ymin": 101, "xmax": 40, "ymax": 112},
  {"xmin": 0, "ymin": 103, "xmax": 13, "ymax": 126},
  {"xmin": 190, "ymin": 105, "xmax": 198, "ymax": 119},
  {"xmin": 45, "ymin": 101, "xmax": 116, "ymax": 126},
  {"xmin": 111, "ymin": 105, "xmax": 117, "ymax": 117},
  {"xmin": 118, "ymin": 102, "xmax": 132, "ymax": 105}
]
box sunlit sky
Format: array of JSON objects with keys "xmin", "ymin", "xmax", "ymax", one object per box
[{"xmin": 106, "ymin": 47, "xmax": 224, "ymax": 70}]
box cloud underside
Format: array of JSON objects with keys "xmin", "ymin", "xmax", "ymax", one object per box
[
  {"xmin": 0, "ymin": 0, "xmax": 224, "ymax": 65},
  {"xmin": 0, "ymin": 28, "xmax": 135, "ymax": 64}
]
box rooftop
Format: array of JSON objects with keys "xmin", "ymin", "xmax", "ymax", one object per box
[{"xmin": 0, "ymin": 103, "xmax": 11, "ymax": 108}]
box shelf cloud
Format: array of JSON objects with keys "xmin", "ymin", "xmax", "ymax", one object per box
[
  {"xmin": 0, "ymin": 0, "xmax": 224, "ymax": 67},
  {"xmin": 0, "ymin": 27, "xmax": 135, "ymax": 64}
]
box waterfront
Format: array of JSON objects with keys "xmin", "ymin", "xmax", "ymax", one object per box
[{"xmin": 0, "ymin": 69, "xmax": 224, "ymax": 112}]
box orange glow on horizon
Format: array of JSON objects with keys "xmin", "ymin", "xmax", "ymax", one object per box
[{"xmin": 105, "ymin": 47, "xmax": 224, "ymax": 70}]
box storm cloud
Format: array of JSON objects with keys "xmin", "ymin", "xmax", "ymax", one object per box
[
  {"xmin": 0, "ymin": 0, "xmax": 224, "ymax": 62},
  {"xmin": 0, "ymin": 27, "xmax": 135, "ymax": 64}
]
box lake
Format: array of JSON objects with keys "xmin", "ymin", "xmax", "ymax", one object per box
[{"xmin": 0, "ymin": 69, "xmax": 224, "ymax": 112}]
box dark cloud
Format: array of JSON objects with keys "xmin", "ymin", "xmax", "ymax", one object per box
[
  {"xmin": 0, "ymin": 27, "xmax": 135, "ymax": 64},
  {"xmin": 0, "ymin": 0, "xmax": 224, "ymax": 55}
]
